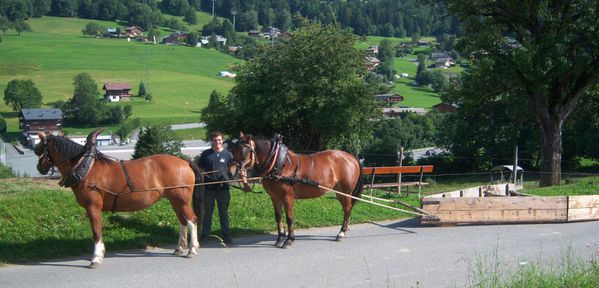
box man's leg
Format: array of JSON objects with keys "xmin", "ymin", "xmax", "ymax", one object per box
[
  {"xmin": 216, "ymin": 187, "xmax": 232, "ymax": 241},
  {"xmin": 201, "ymin": 188, "xmax": 216, "ymax": 239}
]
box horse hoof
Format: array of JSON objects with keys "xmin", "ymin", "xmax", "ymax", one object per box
[
  {"xmin": 274, "ymin": 240, "xmax": 285, "ymax": 248},
  {"xmin": 173, "ymin": 249, "xmax": 185, "ymax": 256},
  {"xmin": 335, "ymin": 235, "xmax": 345, "ymax": 242},
  {"xmin": 89, "ymin": 262, "xmax": 101, "ymax": 269},
  {"xmin": 282, "ymin": 240, "xmax": 294, "ymax": 248},
  {"xmin": 185, "ymin": 250, "xmax": 198, "ymax": 258}
]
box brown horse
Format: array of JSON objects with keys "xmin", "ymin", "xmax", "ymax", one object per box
[
  {"xmin": 35, "ymin": 129, "xmax": 200, "ymax": 268},
  {"xmin": 229, "ymin": 134, "xmax": 363, "ymax": 248}
]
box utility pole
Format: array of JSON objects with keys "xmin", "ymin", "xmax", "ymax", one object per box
[
  {"xmin": 231, "ymin": 9, "xmax": 237, "ymax": 31},
  {"xmin": 211, "ymin": 0, "xmax": 216, "ymax": 18}
]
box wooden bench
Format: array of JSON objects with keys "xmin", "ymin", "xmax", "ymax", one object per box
[{"xmin": 362, "ymin": 165, "xmax": 434, "ymax": 194}]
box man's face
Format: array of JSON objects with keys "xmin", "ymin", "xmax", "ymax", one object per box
[{"xmin": 212, "ymin": 135, "xmax": 224, "ymax": 151}]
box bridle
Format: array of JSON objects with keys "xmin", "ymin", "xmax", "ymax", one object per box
[
  {"xmin": 231, "ymin": 139, "xmax": 258, "ymax": 179},
  {"xmin": 35, "ymin": 138, "xmax": 57, "ymax": 175}
]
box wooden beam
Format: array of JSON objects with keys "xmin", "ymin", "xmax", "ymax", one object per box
[{"xmin": 363, "ymin": 165, "xmax": 434, "ymax": 174}]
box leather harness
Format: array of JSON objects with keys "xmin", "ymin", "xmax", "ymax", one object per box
[{"xmin": 252, "ymin": 135, "xmax": 319, "ymax": 187}]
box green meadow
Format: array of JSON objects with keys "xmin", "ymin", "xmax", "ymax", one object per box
[
  {"xmin": 0, "ymin": 17, "xmax": 448, "ymax": 134},
  {"xmin": 0, "ymin": 16, "xmax": 239, "ymax": 131}
]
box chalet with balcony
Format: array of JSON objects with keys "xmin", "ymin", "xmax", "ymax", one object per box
[
  {"xmin": 19, "ymin": 108, "xmax": 63, "ymax": 146},
  {"xmin": 103, "ymin": 82, "xmax": 132, "ymax": 102}
]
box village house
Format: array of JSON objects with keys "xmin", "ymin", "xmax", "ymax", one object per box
[
  {"xmin": 375, "ymin": 93, "xmax": 405, "ymax": 104},
  {"xmin": 161, "ymin": 32, "xmax": 189, "ymax": 45},
  {"xmin": 19, "ymin": 108, "xmax": 63, "ymax": 146},
  {"xmin": 364, "ymin": 56, "xmax": 381, "ymax": 72},
  {"xmin": 200, "ymin": 35, "xmax": 227, "ymax": 46},
  {"xmin": 432, "ymin": 102, "xmax": 459, "ymax": 113},
  {"xmin": 248, "ymin": 30, "xmax": 262, "ymax": 38},
  {"xmin": 125, "ymin": 26, "xmax": 144, "ymax": 38},
  {"xmin": 367, "ymin": 45, "xmax": 379, "ymax": 55},
  {"xmin": 103, "ymin": 82, "xmax": 132, "ymax": 102}
]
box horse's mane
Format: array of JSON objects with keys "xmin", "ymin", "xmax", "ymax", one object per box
[{"xmin": 48, "ymin": 135, "xmax": 112, "ymax": 162}]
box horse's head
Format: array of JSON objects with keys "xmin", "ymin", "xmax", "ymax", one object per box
[
  {"xmin": 34, "ymin": 128, "xmax": 104, "ymax": 175},
  {"xmin": 228, "ymin": 133, "xmax": 257, "ymax": 179},
  {"xmin": 34, "ymin": 132, "xmax": 55, "ymax": 175}
]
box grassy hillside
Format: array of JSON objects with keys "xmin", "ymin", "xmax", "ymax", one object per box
[
  {"xmin": 358, "ymin": 36, "xmax": 445, "ymax": 108},
  {"xmin": 0, "ymin": 16, "xmax": 239, "ymax": 131}
]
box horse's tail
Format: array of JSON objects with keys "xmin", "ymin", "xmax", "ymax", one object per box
[
  {"xmin": 188, "ymin": 161, "xmax": 204, "ymax": 224},
  {"xmin": 351, "ymin": 156, "xmax": 364, "ymax": 207}
]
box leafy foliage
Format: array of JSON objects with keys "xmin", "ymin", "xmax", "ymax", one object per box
[
  {"xmin": 81, "ymin": 22, "xmax": 105, "ymax": 37},
  {"xmin": 0, "ymin": 115, "xmax": 6, "ymax": 133},
  {"xmin": 0, "ymin": 162, "xmax": 14, "ymax": 178},
  {"xmin": 3, "ymin": 79, "xmax": 43, "ymax": 111},
  {"xmin": 65, "ymin": 73, "xmax": 103, "ymax": 126},
  {"xmin": 204, "ymin": 22, "xmax": 380, "ymax": 152},
  {"xmin": 445, "ymin": 0, "xmax": 599, "ymax": 186},
  {"xmin": 132, "ymin": 124, "xmax": 184, "ymax": 159},
  {"xmin": 137, "ymin": 81, "xmax": 146, "ymax": 97}
]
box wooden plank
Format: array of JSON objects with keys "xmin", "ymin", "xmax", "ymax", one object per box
[
  {"xmin": 422, "ymin": 197, "xmax": 567, "ymax": 212},
  {"xmin": 568, "ymin": 195, "xmax": 599, "ymax": 209},
  {"xmin": 425, "ymin": 184, "xmax": 518, "ymax": 199},
  {"xmin": 362, "ymin": 165, "xmax": 434, "ymax": 175},
  {"xmin": 568, "ymin": 195, "xmax": 599, "ymax": 221},
  {"xmin": 364, "ymin": 182, "xmax": 429, "ymax": 188},
  {"xmin": 422, "ymin": 209, "xmax": 567, "ymax": 224}
]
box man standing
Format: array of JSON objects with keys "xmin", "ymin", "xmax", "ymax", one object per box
[{"xmin": 197, "ymin": 131, "xmax": 234, "ymax": 244}]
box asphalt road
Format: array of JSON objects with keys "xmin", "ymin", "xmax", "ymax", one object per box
[{"xmin": 1, "ymin": 219, "xmax": 598, "ymax": 288}]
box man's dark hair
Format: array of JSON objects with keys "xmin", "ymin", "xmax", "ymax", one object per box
[{"xmin": 209, "ymin": 131, "xmax": 224, "ymax": 140}]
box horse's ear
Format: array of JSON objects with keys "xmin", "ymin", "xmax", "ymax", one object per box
[
  {"xmin": 85, "ymin": 128, "xmax": 105, "ymax": 148},
  {"xmin": 37, "ymin": 132, "xmax": 46, "ymax": 142},
  {"xmin": 239, "ymin": 131, "xmax": 244, "ymax": 138}
]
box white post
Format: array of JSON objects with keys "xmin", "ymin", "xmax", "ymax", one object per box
[{"xmin": 513, "ymin": 145, "xmax": 518, "ymax": 187}]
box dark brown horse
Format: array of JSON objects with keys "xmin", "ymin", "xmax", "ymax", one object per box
[
  {"xmin": 35, "ymin": 129, "xmax": 200, "ymax": 268},
  {"xmin": 229, "ymin": 134, "xmax": 363, "ymax": 248}
]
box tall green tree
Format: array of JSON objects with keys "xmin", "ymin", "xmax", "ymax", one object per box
[
  {"xmin": 3, "ymin": 79, "xmax": 43, "ymax": 111},
  {"xmin": 0, "ymin": 16, "xmax": 10, "ymax": 34},
  {"xmin": 137, "ymin": 81, "xmax": 147, "ymax": 97},
  {"xmin": 13, "ymin": 19, "xmax": 31, "ymax": 35},
  {"xmin": 81, "ymin": 22, "xmax": 105, "ymax": 37},
  {"xmin": 132, "ymin": 125, "xmax": 184, "ymax": 159},
  {"xmin": 0, "ymin": 115, "xmax": 7, "ymax": 134},
  {"xmin": 376, "ymin": 39, "xmax": 395, "ymax": 81},
  {"xmin": 209, "ymin": 22, "xmax": 379, "ymax": 152},
  {"xmin": 183, "ymin": 8, "xmax": 197, "ymax": 25},
  {"xmin": 445, "ymin": 0, "xmax": 599, "ymax": 186},
  {"xmin": 200, "ymin": 90, "xmax": 234, "ymax": 138},
  {"xmin": 66, "ymin": 73, "xmax": 104, "ymax": 126}
]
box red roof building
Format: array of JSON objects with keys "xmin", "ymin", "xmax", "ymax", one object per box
[{"xmin": 103, "ymin": 82, "xmax": 132, "ymax": 102}]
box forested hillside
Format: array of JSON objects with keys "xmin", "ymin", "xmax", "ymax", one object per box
[{"xmin": 0, "ymin": 0, "xmax": 454, "ymax": 37}]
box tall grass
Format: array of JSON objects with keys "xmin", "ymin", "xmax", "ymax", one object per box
[{"xmin": 468, "ymin": 248, "xmax": 599, "ymax": 288}]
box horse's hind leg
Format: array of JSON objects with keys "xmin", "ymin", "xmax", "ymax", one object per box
[
  {"xmin": 335, "ymin": 192, "xmax": 354, "ymax": 241},
  {"xmin": 168, "ymin": 190, "xmax": 199, "ymax": 257},
  {"xmin": 174, "ymin": 224, "xmax": 188, "ymax": 256}
]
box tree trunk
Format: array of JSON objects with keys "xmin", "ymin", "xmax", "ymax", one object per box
[{"xmin": 538, "ymin": 119, "xmax": 562, "ymax": 187}]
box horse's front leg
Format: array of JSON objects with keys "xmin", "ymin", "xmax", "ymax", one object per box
[
  {"xmin": 85, "ymin": 206, "xmax": 105, "ymax": 268},
  {"xmin": 271, "ymin": 198, "xmax": 286, "ymax": 248}
]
